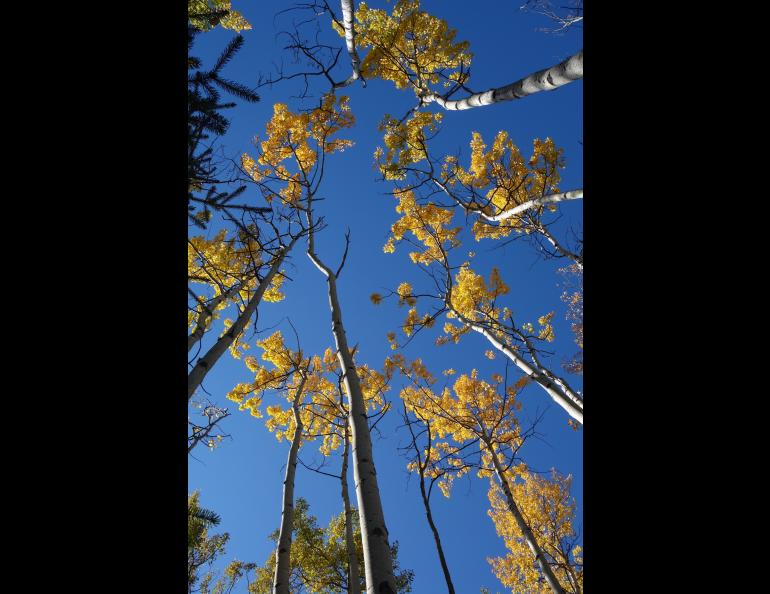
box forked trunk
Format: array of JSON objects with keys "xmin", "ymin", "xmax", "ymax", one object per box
[{"xmin": 307, "ymin": 244, "xmax": 396, "ymax": 594}]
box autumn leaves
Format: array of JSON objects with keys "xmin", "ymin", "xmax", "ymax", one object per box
[{"xmin": 189, "ymin": 1, "xmax": 583, "ymax": 593}]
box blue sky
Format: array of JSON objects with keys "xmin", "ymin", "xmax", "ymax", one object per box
[{"xmin": 189, "ymin": 2, "xmax": 582, "ymax": 592}]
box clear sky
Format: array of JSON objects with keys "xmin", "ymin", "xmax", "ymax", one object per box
[{"xmin": 189, "ymin": 2, "xmax": 582, "ymax": 592}]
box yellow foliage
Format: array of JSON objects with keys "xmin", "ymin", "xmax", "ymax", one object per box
[
  {"xmin": 352, "ymin": 0, "xmax": 472, "ymax": 96},
  {"xmin": 241, "ymin": 96, "xmax": 355, "ymax": 208},
  {"xmin": 487, "ymin": 470, "xmax": 583, "ymax": 593},
  {"xmin": 394, "ymin": 358, "xmax": 528, "ymax": 498},
  {"xmin": 445, "ymin": 135, "xmax": 566, "ymax": 241},
  {"xmin": 384, "ymin": 190, "xmax": 460, "ymax": 265},
  {"xmin": 189, "ymin": 0, "xmax": 251, "ymax": 32},
  {"xmin": 375, "ymin": 112, "xmax": 443, "ymax": 180}
]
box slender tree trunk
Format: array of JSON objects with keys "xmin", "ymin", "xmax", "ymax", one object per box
[
  {"xmin": 487, "ymin": 446, "xmax": 565, "ymax": 594},
  {"xmin": 307, "ymin": 233, "xmax": 397, "ymax": 594},
  {"xmin": 530, "ymin": 219, "xmax": 583, "ymax": 268},
  {"xmin": 341, "ymin": 423, "xmax": 362, "ymax": 594},
  {"xmin": 422, "ymin": 50, "xmax": 582, "ymax": 111},
  {"xmin": 188, "ymin": 282, "xmax": 242, "ymax": 352},
  {"xmin": 187, "ymin": 236, "xmax": 298, "ymax": 401},
  {"xmin": 459, "ymin": 314, "xmax": 583, "ymax": 424},
  {"xmin": 273, "ymin": 375, "xmax": 307, "ymax": 594},
  {"xmin": 483, "ymin": 189, "xmax": 583, "ymax": 222},
  {"xmin": 417, "ymin": 469, "xmax": 455, "ymax": 594}
]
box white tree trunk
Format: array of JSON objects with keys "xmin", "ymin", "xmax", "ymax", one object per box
[
  {"xmin": 340, "ymin": 0, "xmax": 362, "ymax": 83},
  {"xmin": 483, "ymin": 189, "xmax": 582, "ymax": 222},
  {"xmin": 307, "ymin": 243, "xmax": 397, "ymax": 594},
  {"xmin": 487, "ymin": 445, "xmax": 565, "ymax": 594},
  {"xmin": 341, "ymin": 423, "xmax": 362, "ymax": 594},
  {"xmin": 188, "ymin": 282, "xmax": 242, "ymax": 352},
  {"xmin": 462, "ymin": 317, "xmax": 583, "ymax": 424},
  {"xmin": 187, "ymin": 236, "xmax": 298, "ymax": 401},
  {"xmin": 423, "ymin": 50, "xmax": 582, "ymax": 110},
  {"xmin": 273, "ymin": 375, "xmax": 307, "ymax": 594}
]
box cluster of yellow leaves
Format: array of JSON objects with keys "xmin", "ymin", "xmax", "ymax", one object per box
[
  {"xmin": 487, "ymin": 470, "xmax": 583, "ymax": 593},
  {"xmin": 383, "ymin": 190, "xmax": 460, "ymax": 265},
  {"xmin": 396, "ymin": 282, "xmax": 416, "ymax": 306},
  {"xmin": 374, "ymin": 112, "xmax": 443, "ymax": 180},
  {"xmin": 445, "ymin": 135, "xmax": 566, "ymax": 240},
  {"xmin": 521, "ymin": 312, "xmax": 556, "ymax": 343},
  {"xmin": 188, "ymin": 0, "xmax": 251, "ymax": 32},
  {"xmin": 448, "ymin": 265, "xmax": 509, "ymax": 324},
  {"xmin": 392, "ymin": 357, "xmax": 526, "ymax": 498},
  {"xmin": 240, "ymin": 95, "xmax": 355, "ymax": 206},
  {"xmin": 189, "ymin": 230, "xmax": 260, "ymax": 295},
  {"xmin": 262, "ymin": 271, "xmax": 286, "ymax": 303},
  {"xmin": 188, "ymin": 230, "xmax": 289, "ymax": 347},
  {"xmin": 226, "ymin": 330, "xmax": 303, "ymax": 418},
  {"xmin": 231, "ymin": 332, "xmax": 389, "ymax": 456},
  {"xmin": 343, "ymin": 0, "xmax": 472, "ymax": 96}
]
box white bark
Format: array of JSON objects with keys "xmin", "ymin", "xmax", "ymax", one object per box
[
  {"xmin": 462, "ymin": 317, "xmax": 583, "ymax": 424},
  {"xmin": 487, "ymin": 445, "xmax": 565, "ymax": 594},
  {"xmin": 307, "ymin": 229, "xmax": 396, "ymax": 594},
  {"xmin": 273, "ymin": 374, "xmax": 307, "ymax": 594},
  {"xmin": 187, "ymin": 236, "xmax": 298, "ymax": 401},
  {"xmin": 342, "ymin": 423, "xmax": 362, "ymax": 594},
  {"xmin": 422, "ymin": 50, "xmax": 582, "ymax": 111},
  {"xmin": 340, "ymin": 0, "xmax": 362, "ymax": 83},
  {"xmin": 188, "ymin": 282, "xmax": 242, "ymax": 352},
  {"xmin": 482, "ymin": 189, "xmax": 582, "ymax": 222}
]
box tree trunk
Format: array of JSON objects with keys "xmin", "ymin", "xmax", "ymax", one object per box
[
  {"xmin": 307, "ymin": 242, "xmax": 397, "ymax": 594},
  {"xmin": 188, "ymin": 282, "xmax": 242, "ymax": 352},
  {"xmin": 340, "ymin": 0, "xmax": 362, "ymax": 83},
  {"xmin": 487, "ymin": 446, "xmax": 565, "ymax": 594},
  {"xmin": 423, "ymin": 50, "xmax": 582, "ymax": 111},
  {"xmin": 483, "ymin": 189, "xmax": 583, "ymax": 222},
  {"xmin": 418, "ymin": 468, "xmax": 455, "ymax": 594},
  {"xmin": 273, "ymin": 375, "xmax": 307, "ymax": 594},
  {"xmin": 461, "ymin": 316, "xmax": 583, "ymax": 424},
  {"xmin": 187, "ymin": 236, "xmax": 298, "ymax": 401},
  {"xmin": 341, "ymin": 423, "xmax": 362, "ymax": 594}
]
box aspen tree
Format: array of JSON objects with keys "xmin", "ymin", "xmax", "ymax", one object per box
[
  {"xmin": 400, "ymin": 402, "xmax": 456, "ymax": 594},
  {"xmin": 241, "ymin": 95, "xmax": 398, "ymax": 593},
  {"xmin": 379, "ymin": 190, "xmax": 583, "ymax": 424},
  {"xmin": 390, "ymin": 357, "xmax": 569, "ymax": 594},
  {"xmin": 188, "ymin": 233, "xmax": 300, "ymax": 401},
  {"xmin": 487, "ymin": 470, "xmax": 583, "ymax": 593},
  {"xmin": 251, "ymin": 499, "xmax": 414, "ymax": 593},
  {"xmin": 376, "ymin": 116, "xmax": 582, "ymax": 267},
  {"xmin": 329, "ymin": 0, "xmax": 580, "ymax": 111}
]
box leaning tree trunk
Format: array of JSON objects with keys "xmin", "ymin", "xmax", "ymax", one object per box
[
  {"xmin": 273, "ymin": 374, "xmax": 307, "ymax": 594},
  {"xmin": 422, "ymin": 50, "xmax": 582, "ymax": 111},
  {"xmin": 341, "ymin": 423, "xmax": 362, "ymax": 594},
  {"xmin": 187, "ymin": 236, "xmax": 298, "ymax": 401},
  {"xmin": 188, "ymin": 281, "xmax": 243, "ymax": 352},
  {"xmin": 457, "ymin": 312, "xmax": 583, "ymax": 424},
  {"xmin": 487, "ymin": 445, "xmax": 565, "ymax": 594},
  {"xmin": 483, "ymin": 190, "xmax": 583, "ymax": 222},
  {"xmin": 307, "ymin": 235, "xmax": 397, "ymax": 594}
]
